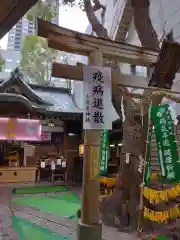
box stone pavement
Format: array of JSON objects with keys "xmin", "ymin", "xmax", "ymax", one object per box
[
  {"xmin": 0, "ymin": 187, "xmax": 17, "ymax": 240},
  {"xmin": 0, "ymin": 186, "xmax": 140, "ymax": 240}
]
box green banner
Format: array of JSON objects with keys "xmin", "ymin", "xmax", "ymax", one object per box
[
  {"xmin": 144, "ymin": 104, "xmax": 152, "ymax": 185},
  {"xmin": 151, "ymin": 104, "xmax": 180, "ymax": 182},
  {"xmin": 100, "ymin": 129, "xmax": 109, "ymax": 175}
]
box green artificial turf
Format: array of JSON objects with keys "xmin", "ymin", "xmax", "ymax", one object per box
[
  {"xmin": 157, "ymin": 237, "xmax": 168, "ymax": 240},
  {"xmin": 49, "ymin": 193, "xmax": 81, "ymax": 203},
  {"xmin": 13, "ymin": 185, "xmax": 69, "ymax": 195},
  {"xmin": 145, "ymin": 236, "xmax": 168, "ymax": 240},
  {"xmin": 12, "ymin": 216, "xmax": 71, "ymax": 240},
  {"xmin": 13, "ymin": 195, "xmax": 80, "ymax": 219}
]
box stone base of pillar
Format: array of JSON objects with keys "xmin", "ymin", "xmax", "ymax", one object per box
[{"xmin": 76, "ymin": 221, "xmax": 102, "ymax": 240}]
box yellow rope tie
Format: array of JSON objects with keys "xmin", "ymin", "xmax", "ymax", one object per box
[
  {"xmin": 143, "ymin": 204, "xmax": 180, "ymax": 223},
  {"xmin": 143, "ymin": 184, "xmax": 180, "ymax": 204},
  {"xmin": 117, "ymin": 89, "xmax": 180, "ymax": 231},
  {"xmin": 118, "ymin": 87, "xmax": 180, "ymax": 103}
]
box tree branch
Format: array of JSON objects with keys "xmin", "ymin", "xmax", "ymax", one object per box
[
  {"xmin": 83, "ymin": 0, "xmax": 108, "ymax": 38},
  {"xmin": 83, "ymin": 0, "xmax": 139, "ymax": 121},
  {"xmin": 92, "ymin": 0, "xmax": 106, "ymax": 12},
  {"xmin": 131, "ymin": 0, "xmax": 159, "ymax": 50}
]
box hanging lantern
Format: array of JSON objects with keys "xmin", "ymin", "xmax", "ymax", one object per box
[{"xmin": 79, "ymin": 143, "xmax": 84, "ymax": 156}]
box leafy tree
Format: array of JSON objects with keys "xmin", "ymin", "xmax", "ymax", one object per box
[
  {"xmin": 20, "ymin": 35, "xmax": 57, "ymax": 85},
  {"xmin": 23, "ymin": 0, "xmax": 77, "ymax": 85},
  {"xmin": 20, "ymin": 35, "xmax": 74, "ymax": 86},
  {"xmin": 26, "ymin": 0, "xmax": 85, "ymax": 23},
  {"xmin": 58, "ymin": 54, "xmax": 72, "ymax": 89},
  {"xmin": 27, "ymin": 0, "xmax": 60, "ymax": 22}
]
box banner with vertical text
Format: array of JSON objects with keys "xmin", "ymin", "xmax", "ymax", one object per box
[
  {"xmin": 100, "ymin": 130, "xmax": 109, "ymax": 175},
  {"xmin": 151, "ymin": 104, "xmax": 180, "ymax": 182},
  {"xmin": 144, "ymin": 104, "xmax": 152, "ymax": 185},
  {"xmin": 83, "ymin": 66, "xmax": 112, "ymax": 130}
]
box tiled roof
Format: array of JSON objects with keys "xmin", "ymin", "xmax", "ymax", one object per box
[
  {"xmin": 0, "ymin": 68, "xmax": 81, "ymax": 115},
  {"xmin": 33, "ymin": 87, "xmax": 81, "ymax": 113}
]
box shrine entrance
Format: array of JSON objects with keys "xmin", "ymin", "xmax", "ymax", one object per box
[{"xmin": 37, "ymin": 18, "xmax": 180, "ymax": 240}]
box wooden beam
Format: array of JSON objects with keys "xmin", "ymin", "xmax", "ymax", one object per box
[
  {"xmin": 37, "ymin": 18, "xmax": 158, "ymax": 67},
  {"xmin": 0, "ymin": 0, "xmax": 38, "ymax": 39},
  {"xmin": 52, "ymin": 63, "xmax": 83, "ymax": 80},
  {"xmin": 52, "ymin": 62, "xmax": 180, "ymax": 95},
  {"xmin": 52, "ymin": 62, "xmax": 149, "ymax": 88}
]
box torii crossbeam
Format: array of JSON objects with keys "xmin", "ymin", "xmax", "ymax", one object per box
[
  {"xmin": 37, "ymin": 18, "xmax": 158, "ymax": 67},
  {"xmin": 37, "ymin": 18, "xmax": 180, "ymax": 93}
]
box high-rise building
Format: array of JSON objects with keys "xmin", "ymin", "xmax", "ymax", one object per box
[
  {"xmin": 7, "ymin": 17, "xmax": 36, "ymax": 50},
  {"xmin": 7, "ymin": 0, "xmax": 59, "ymax": 51}
]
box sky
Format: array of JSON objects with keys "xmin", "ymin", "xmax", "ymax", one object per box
[{"xmin": 0, "ymin": 3, "xmax": 89, "ymax": 49}]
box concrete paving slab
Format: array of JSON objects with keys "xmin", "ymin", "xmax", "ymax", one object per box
[{"xmin": 0, "ymin": 185, "xmax": 140, "ymax": 240}]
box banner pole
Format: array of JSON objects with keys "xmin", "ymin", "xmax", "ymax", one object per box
[{"xmin": 137, "ymin": 102, "xmax": 152, "ymax": 232}]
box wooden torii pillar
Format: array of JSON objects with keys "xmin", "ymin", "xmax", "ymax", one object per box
[{"xmin": 37, "ymin": 18, "xmax": 180, "ymax": 239}]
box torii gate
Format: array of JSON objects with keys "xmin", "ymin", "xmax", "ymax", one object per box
[{"xmin": 37, "ymin": 18, "xmax": 180, "ymax": 240}]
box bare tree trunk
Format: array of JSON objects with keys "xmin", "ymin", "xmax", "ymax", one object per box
[
  {"xmin": 83, "ymin": 0, "xmax": 160, "ymax": 230},
  {"xmin": 83, "ymin": 0, "xmax": 109, "ymax": 38}
]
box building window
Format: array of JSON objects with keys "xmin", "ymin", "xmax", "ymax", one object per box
[
  {"xmin": 6, "ymin": 59, "xmax": 12, "ymax": 63},
  {"xmin": 5, "ymin": 69, "xmax": 11, "ymax": 73},
  {"xmin": 16, "ymin": 26, "xmax": 22, "ymax": 30},
  {"xmin": 14, "ymin": 46, "xmax": 20, "ymax": 50},
  {"xmin": 131, "ymin": 65, "xmax": 136, "ymax": 75},
  {"xmin": 131, "ymin": 65, "xmax": 147, "ymax": 77}
]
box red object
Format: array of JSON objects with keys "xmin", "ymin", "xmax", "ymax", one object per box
[{"xmin": 41, "ymin": 132, "xmax": 51, "ymax": 141}]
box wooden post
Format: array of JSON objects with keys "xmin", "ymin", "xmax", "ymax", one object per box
[
  {"xmin": 78, "ymin": 51, "xmax": 103, "ymax": 240},
  {"xmin": 81, "ymin": 131, "xmax": 101, "ymax": 224}
]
